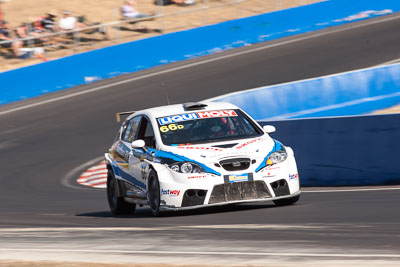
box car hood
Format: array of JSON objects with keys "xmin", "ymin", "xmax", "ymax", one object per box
[{"xmin": 161, "ymin": 135, "xmax": 275, "ymax": 164}]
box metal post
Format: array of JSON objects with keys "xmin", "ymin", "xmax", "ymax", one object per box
[
  {"xmin": 73, "ymin": 31, "xmax": 80, "ymax": 52},
  {"xmin": 26, "ymin": 23, "xmax": 33, "ymax": 48},
  {"xmin": 156, "ymin": 0, "xmax": 164, "ymax": 34},
  {"xmin": 114, "ymin": 8, "xmax": 121, "ymax": 43}
]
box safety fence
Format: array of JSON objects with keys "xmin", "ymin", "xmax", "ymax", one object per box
[
  {"xmin": 0, "ymin": 0, "xmax": 246, "ymax": 63},
  {"xmin": 0, "ymin": 0, "xmax": 319, "ymax": 68}
]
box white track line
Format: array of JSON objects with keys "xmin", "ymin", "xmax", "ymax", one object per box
[
  {"xmin": 0, "ymin": 224, "xmax": 324, "ymax": 232},
  {"xmin": 0, "ymin": 248, "xmax": 399, "ymax": 258},
  {"xmin": 375, "ymin": 57, "xmax": 400, "ymax": 66},
  {"xmin": 2, "ymin": 13, "xmax": 400, "ymax": 116},
  {"xmin": 304, "ymin": 187, "xmax": 400, "ymax": 193}
]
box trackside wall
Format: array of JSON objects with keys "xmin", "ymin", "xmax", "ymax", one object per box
[
  {"xmin": 258, "ymin": 115, "xmax": 400, "ymax": 186},
  {"xmin": 209, "ymin": 63, "xmax": 400, "ymax": 120},
  {"xmin": 2, "ymin": 0, "xmax": 400, "ymax": 105},
  {"xmin": 208, "ymin": 63, "xmax": 400, "ymax": 186}
]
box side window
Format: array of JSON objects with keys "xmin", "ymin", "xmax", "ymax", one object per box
[
  {"xmin": 137, "ymin": 117, "xmax": 156, "ymax": 148},
  {"xmin": 122, "ymin": 116, "xmax": 141, "ymax": 142}
]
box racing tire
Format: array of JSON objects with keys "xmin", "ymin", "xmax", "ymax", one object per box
[
  {"xmin": 107, "ymin": 168, "xmax": 136, "ymax": 215},
  {"xmin": 148, "ymin": 170, "xmax": 161, "ymax": 217},
  {"xmin": 273, "ymin": 195, "xmax": 300, "ymax": 206}
]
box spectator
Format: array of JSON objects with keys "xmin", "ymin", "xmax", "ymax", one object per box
[
  {"xmin": 59, "ymin": 10, "xmax": 78, "ymax": 31},
  {"xmin": 0, "ymin": 20, "xmax": 19, "ymax": 56},
  {"xmin": 15, "ymin": 19, "xmax": 45, "ymax": 41},
  {"xmin": 41, "ymin": 11, "xmax": 57, "ymax": 32},
  {"xmin": 59, "ymin": 10, "xmax": 88, "ymax": 31},
  {"xmin": 31, "ymin": 17, "xmax": 46, "ymax": 34},
  {"xmin": 121, "ymin": 0, "xmax": 151, "ymax": 20}
]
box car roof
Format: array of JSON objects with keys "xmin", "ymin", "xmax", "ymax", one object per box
[{"xmin": 138, "ymin": 102, "xmax": 240, "ymax": 118}]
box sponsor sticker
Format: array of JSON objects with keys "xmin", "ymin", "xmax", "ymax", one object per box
[
  {"xmin": 159, "ymin": 124, "xmax": 184, "ymax": 133},
  {"xmin": 161, "ymin": 189, "xmax": 180, "ymax": 196},
  {"xmin": 158, "ymin": 110, "xmax": 237, "ymax": 125},
  {"xmin": 236, "ymin": 137, "xmax": 264, "ymax": 149},
  {"xmin": 228, "ymin": 174, "xmax": 249, "ymax": 183},
  {"xmin": 289, "ymin": 174, "xmax": 298, "ymax": 180},
  {"xmin": 261, "ymin": 166, "xmax": 280, "ymax": 176},
  {"xmin": 176, "ymin": 146, "xmax": 222, "ymax": 152},
  {"xmin": 187, "ymin": 175, "xmax": 206, "ymax": 179}
]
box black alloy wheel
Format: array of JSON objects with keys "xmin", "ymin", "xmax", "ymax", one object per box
[
  {"xmin": 149, "ymin": 170, "xmax": 161, "ymax": 217},
  {"xmin": 106, "ymin": 168, "xmax": 136, "ymax": 215}
]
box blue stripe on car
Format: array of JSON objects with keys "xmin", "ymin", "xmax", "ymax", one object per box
[{"xmin": 147, "ymin": 148, "xmax": 221, "ymax": 176}]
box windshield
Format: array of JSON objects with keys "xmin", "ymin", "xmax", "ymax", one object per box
[{"xmin": 157, "ymin": 109, "xmax": 263, "ymax": 145}]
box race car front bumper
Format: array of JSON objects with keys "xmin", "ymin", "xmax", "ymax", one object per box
[{"xmin": 160, "ymin": 189, "xmax": 301, "ymax": 211}]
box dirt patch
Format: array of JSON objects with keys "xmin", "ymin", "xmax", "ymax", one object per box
[
  {"xmin": 372, "ymin": 104, "xmax": 400, "ymax": 114},
  {"xmin": 0, "ymin": 0, "xmax": 321, "ymax": 72},
  {"xmin": 0, "ymin": 262, "xmax": 276, "ymax": 267}
]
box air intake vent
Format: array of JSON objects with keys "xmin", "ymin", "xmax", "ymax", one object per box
[
  {"xmin": 212, "ymin": 143, "xmax": 238, "ymax": 148},
  {"xmin": 219, "ymin": 158, "xmax": 251, "ymax": 171},
  {"xmin": 183, "ymin": 102, "xmax": 208, "ymax": 111}
]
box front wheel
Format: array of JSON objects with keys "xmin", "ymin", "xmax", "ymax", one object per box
[
  {"xmin": 148, "ymin": 170, "xmax": 161, "ymax": 217},
  {"xmin": 273, "ymin": 194, "xmax": 300, "ymax": 206},
  {"xmin": 107, "ymin": 168, "xmax": 136, "ymax": 215}
]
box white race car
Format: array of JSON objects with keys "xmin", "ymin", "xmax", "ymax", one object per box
[{"xmin": 105, "ymin": 102, "xmax": 300, "ymax": 216}]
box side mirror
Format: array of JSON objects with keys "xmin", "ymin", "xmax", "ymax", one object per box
[
  {"xmin": 131, "ymin": 139, "xmax": 145, "ymax": 149},
  {"xmin": 263, "ymin": 125, "xmax": 276, "ymax": 134}
]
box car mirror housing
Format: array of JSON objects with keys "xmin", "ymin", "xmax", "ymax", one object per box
[
  {"xmin": 131, "ymin": 139, "xmax": 145, "ymax": 149},
  {"xmin": 263, "ymin": 125, "xmax": 276, "ymax": 134}
]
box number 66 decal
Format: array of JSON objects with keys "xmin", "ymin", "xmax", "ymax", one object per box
[{"xmin": 160, "ymin": 124, "xmax": 184, "ymax": 133}]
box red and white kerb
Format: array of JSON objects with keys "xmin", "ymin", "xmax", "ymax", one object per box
[{"xmin": 77, "ymin": 161, "xmax": 107, "ymax": 188}]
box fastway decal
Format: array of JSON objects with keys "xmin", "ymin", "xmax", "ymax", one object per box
[
  {"xmin": 161, "ymin": 189, "xmax": 181, "ymax": 196},
  {"xmin": 158, "ymin": 110, "xmax": 237, "ymax": 125}
]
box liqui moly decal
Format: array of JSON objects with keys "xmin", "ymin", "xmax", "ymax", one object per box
[{"xmin": 158, "ymin": 110, "xmax": 237, "ymax": 125}]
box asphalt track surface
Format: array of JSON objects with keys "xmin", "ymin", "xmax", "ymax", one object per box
[{"xmin": 1, "ymin": 14, "xmax": 400, "ymax": 265}]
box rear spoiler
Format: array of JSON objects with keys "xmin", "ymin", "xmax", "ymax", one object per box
[{"xmin": 116, "ymin": 111, "xmax": 136, "ymax": 123}]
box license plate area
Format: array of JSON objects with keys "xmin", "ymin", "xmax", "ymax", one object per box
[{"xmin": 224, "ymin": 173, "xmax": 253, "ymax": 183}]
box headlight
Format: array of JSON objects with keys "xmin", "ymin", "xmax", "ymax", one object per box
[
  {"xmin": 267, "ymin": 151, "xmax": 287, "ymax": 165},
  {"xmin": 169, "ymin": 162, "xmax": 205, "ymax": 173}
]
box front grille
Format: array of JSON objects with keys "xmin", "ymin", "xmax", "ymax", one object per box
[
  {"xmin": 209, "ymin": 181, "xmax": 271, "ymax": 204},
  {"xmin": 219, "ymin": 158, "xmax": 251, "ymax": 171}
]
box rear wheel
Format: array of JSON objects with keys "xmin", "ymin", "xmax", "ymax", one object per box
[
  {"xmin": 273, "ymin": 194, "xmax": 300, "ymax": 206},
  {"xmin": 148, "ymin": 170, "xmax": 161, "ymax": 217},
  {"xmin": 107, "ymin": 168, "xmax": 136, "ymax": 215}
]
